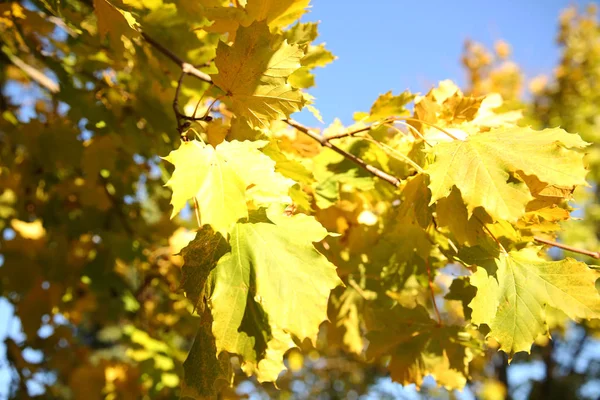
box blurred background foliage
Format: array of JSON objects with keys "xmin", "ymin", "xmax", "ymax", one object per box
[{"xmin": 0, "ymin": 1, "xmax": 599, "ymax": 399}]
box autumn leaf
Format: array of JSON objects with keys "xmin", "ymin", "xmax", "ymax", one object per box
[
  {"xmin": 210, "ymin": 206, "xmax": 342, "ymax": 346},
  {"xmin": 93, "ymin": 0, "xmax": 138, "ymax": 51},
  {"xmin": 180, "ymin": 227, "xmax": 230, "ymax": 311},
  {"xmin": 205, "ymin": 206, "xmax": 340, "ymax": 385},
  {"xmin": 366, "ymin": 305, "xmax": 474, "ymax": 390},
  {"xmin": 181, "ymin": 308, "xmax": 230, "ymax": 399},
  {"xmin": 163, "ymin": 140, "xmax": 294, "ymax": 236},
  {"xmin": 356, "ymin": 90, "xmax": 414, "ymax": 122},
  {"xmin": 211, "ymin": 21, "xmax": 305, "ymax": 128},
  {"xmin": 245, "ymin": 0, "xmax": 311, "ymax": 29},
  {"xmin": 427, "ymin": 126, "xmax": 588, "ymax": 222},
  {"xmin": 468, "ymin": 247, "xmax": 600, "ymax": 357}
]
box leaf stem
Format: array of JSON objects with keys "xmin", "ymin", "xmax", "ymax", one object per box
[
  {"xmin": 426, "ymin": 259, "xmax": 442, "ymax": 326},
  {"xmin": 534, "ymin": 236, "xmax": 600, "ymax": 259},
  {"xmin": 193, "ymin": 197, "xmax": 202, "ymax": 228},
  {"xmin": 391, "ymin": 121, "xmax": 432, "ymax": 146},
  {"xmin": 362, "ymin": 137, "xmax": 425, "ymax": 173},
  {"xmin": 324, "ymin": 116, "xmax": 458, "ymax": 142},
  {"xmin": 396, "ymin": 117, "xmax": 460, "ymax": 141}
]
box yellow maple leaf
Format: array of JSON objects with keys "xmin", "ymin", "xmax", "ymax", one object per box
[{"xmin": 211, "ymin": 21, "xmax": 305, "ymax": 128}]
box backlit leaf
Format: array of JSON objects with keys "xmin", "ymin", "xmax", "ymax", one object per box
[
  {"xmin": 163, "ymin": 140, "xmax": 294, "ymax": 236},
  {"xmin": 468, "ymin": 247, "xmax": 600, "ymax": 356},
  {"xmin": 427, "ymin": 126, "xmax": 588, "ymax": 222},
  {"xmin": 211, "ymin": 21, "xmax": 305, "ymax": 128}
]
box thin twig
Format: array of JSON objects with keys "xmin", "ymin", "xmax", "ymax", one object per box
[
  {"xmin": 348, "ymin": 278, "xmax": 374, "ymax": 300},
  {"xmin": 142, "ymin": 33, "xmax": 406, "ymax": 188},
  {"xmin": 326, "ymin": 117, "xmax": 460, "ymax": 142},
  {"xmin": 391, "ymin": 121, "xmax": 432, "ymax": 146},
  {"xmin": 173, "ymin": 71, "xmax": 186, "ymax": 135},
  {"xmin": 534, "ymin": 236, "xmax": 600, "ymax": 259},
  {"xmin": 326, "ymin": 124, "xmax": 378, "ymax": 141},
  {"xmin": 285, "ymin": 118, "xmax": 402, "ymax": 188},
  {"xmin": 3, "ymin": 51, "xmax": 59, "ymax": 93},
  {"xmin": 169, "ymin": 59, "xmax": 212, "ymax": 136},
  {"xmin": 426, "ymin": 259, "xmax": 442, "ymax": 326}
]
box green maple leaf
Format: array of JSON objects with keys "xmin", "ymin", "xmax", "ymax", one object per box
[
  {"xmin": 209, "ymin": 206, "xmax": 341, "ymax": 355},
  {"xmin": 366, "ymin": 305, "xmax": 474, "ymax": 390},
  {"xmin": 426, "ymin": 127, "xmax": 588, "ymax": 222},
  {"xmin": 204, "ymin": 207, "xmax": 340, "ymax": 384},
  {"xmin": 468, "ymin": 247, "xmax": 600, "ymax": 357},
  {"xmin": 211, "ymin": 21, "xmax": 305, "ymax": 128},
  {"xmin": 163, "ymin": 140, "xmax": 294, "ymax": 236}
]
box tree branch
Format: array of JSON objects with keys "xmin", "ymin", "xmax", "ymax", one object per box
[
  {"xmin": 285, "ymin": 118, "xmax": 402, "ymax": 188},
  {"xmin": 141, "ymin": 32, "xmax": 403, "ymax": 188},
  {"xmin": 3, "ymin": 51, "xmax": 59, "ymax": 93},
  {"xmin": 534, "ymin": 236, "xmax": 600, "ymax": 259},
  {"xmin": 326, "ymin": 125, "xmax": 376, "ymax": 141}
]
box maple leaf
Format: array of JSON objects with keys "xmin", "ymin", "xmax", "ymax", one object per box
[
  {"xmin": 181, "ymin": 308, "xmax": 230, "ymax": 399},
  {"xmin": 163, "ymin": 140, "xmax": 294, "ymax": 236},
  {"xmin": 427, "ymin": 126, "xmax": 588, "ymax": 222},
  {"xmin": 284, "ymin": 21, "xmax": 319, "ymax": 44},
  {"xmin": 359, "ymin": 90, "xmax": 414, "ymax": 122},
  {"xmin": 302, "ymin": 43, "xmax": 336, "ymax": 69},
  {"xmin": 395, "ymin": 174, "xmax": 431, "ymax": 228},
  {"xmin": 245, "ymin": 0, "xmax": 311, "ymax": 29},
  {"xmin": 180, "ymin": 227, "xmax": 230, "ymax": 311},
  {"xmin": 328, "ymin": 288, "xmax": 366, "ymax": 355},
  {"xmin": 205, "ymin": 206, "xmax": 340, "ymax": 384},
  {"xmin": 211, "ymin": 206, "xmax": 342, "ymax": 345},
  {"xmin": 366, "ymin": 305, "xmax": 474, "ymax": 390},
  {"xmin": 435, "ymin": 188, "xmax": 489, "ymax": 246},
  {"xmin": 247, "ymin": 328, "xmax": 296, "ymax": 384},
  {"xmin": 200, "ymin": 0, "xmax": 311, "ymax": 42},
  {"xmin": 93, "ymin": 0, "xmax": 138, "ymax": 51},
  {"xmin": 211, "ymin": 21, "xmax": 305, "ymax": 128},
  {"xmin": 468, "ymin": 247, "xmax": 600, "ymax": 357}
]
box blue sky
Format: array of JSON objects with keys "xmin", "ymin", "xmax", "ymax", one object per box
[{"xmin": 295, "ymin": 0, "xmax": 593, "ymax": 126}]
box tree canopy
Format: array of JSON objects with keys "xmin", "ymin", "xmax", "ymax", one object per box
[{"xmin": 1, "ymin": 1, "xmax": 600, "ymax": 399}]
